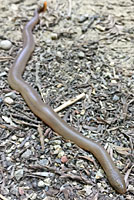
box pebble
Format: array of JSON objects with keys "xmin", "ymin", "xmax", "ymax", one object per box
[
  {"xmin": 6, "ymin": 156, "xmax": 12, "ymax": 162},
  {"xmin": 110, "ymin": 61, "xmax": 115, "ymax": 67},
  {"xmin": 40, "ymin": 155, "xmax": 45, "ymax": 159},
  {"xmin": 54, "ymin": 144, "xmax": 61, "ymax": 148},
  {"xmin": 38, "ymin": 178, "xmax": 51, "ymax": 187},
  {"xmin": 56, "ymin": 51, "xmax": 63, "ymax": 59},
  {"xmin": 11, "ymin": 135, "xmax": 17, "ymax": 141},
  {"xmin": 14, "ymin": 169, "xmax": 24, "ymax": 180},
  {"xmin": 0, "ymin": 72, "xmax": 7, "ymax": 77},
  {"xmin": 78, "ymin": 14, "xmax": 89, "ymax": 23},
  {"xmin": 24, "ymin": 141, "xmax": 30, "ymax": 147},
  {"xmin": 29, "ymin": 193, "xmax": 37, "ymax": 200},
  {"xmin": 95, "ymin": 169, "xmax": 104, "ymax": 179},
  {"xmin": 128, "ymin": 184, "xmax": 134, "ymax": 192},
  {"xmin": 56, "ymin": 51, "xmax": 63, "ymax": 62},
  {"xmin": 58, "ymin": 150, "xmax": 65, "ymax": 158},
  {"xmin": 44, "ymin": 138, "xmax": 49, "ymax": 143},
  {"xmin": 53, "ymin": 144, "xmax": 64, "ymax": 157},
  {"xmin": 51, "ymin": 33, "xmax": 58, "ymax": 40},
  {"xmin": 4, "ymin": 97, "xmax": 14, "ymax": 105},
  {"xmin": 38, "ymin": 180, "xmax": 46, "ymax": 187},
  {"xmin": 45, "ymin": 38, "xmax": 51, "ymax": 44},
  {"xmin": 18, "ymin": 138, "xmax": 24, "ymax": 142},
  {"xmin": 18, "ymin": 187, "xmax": 24, "ymax": 195},
  {"xmin": 76, "ymin": 160, "xmax": 84, "ymax": 168},
  {"xmin": 111, "ymin": 79, "xmax": 117, "ymax": 84},
  {"xmin": 57, "ymin": 83, "xmax": 63, "ymax": 88},
  {"xmin": 5, "ymin": 91, "xmax": 18, "ymax": 100},
  {"xmin": 0, "ymin": 98, "xmax": 3, "ymax": 105},
  {"xmin": 84, "ymin": 185, "xmax": 92, "ymax": 195},
  {"xmin": 38, "ymin": 159, "xmax": 49, "ymax": 166},
  {"xmin": 132, "ymin": 75, "xmax": 134, "ymax": 79},
  {"xmin": 31, "ymin": 135, "xmax": 36, "ymax": 139},
  {"xmin": 21, "ymin": 149, "xmax": 32, "ymax": 159},
  {"xmin": 53, "ymin": 140, "xmax": 61, "ymax": 145},
  {"xmin": 80, "ymin": 109, "xmax": 85, "ymax": 115},
  {"xmin": 61, "ymin": 155, "xmax": 68, "ymax": 163},
  {"xmin": 97, "ymin": 182, "xmax": 102, "ymax": 188},
  {"xmin": 0, "ymin": 40, "xmax": 12, "ymax": 50},
  {"xmin": 78, "ymin": 51, "xmax": 85, "ymax": 58},
  {"xmin": 2, "ymin": 115, "xmax": 17, "ymax": 127},
  {"xmin": 44, "ymin": 178, "xmax": 51, "ymax": 186},
  {"xmin": 66, "ymin": 142, "xmax": 72, "ymax": 147},
  {"xmin": 96, "ymin": 67, "xmax": 101, "ymax": 72},
  {"xmin": 113, "ymin": 94, "xmax": 119, "ymax": 101},
  {"xmin": 53, "ymin": 147, "xmax": 61, "ymax": 155},
  {"xmin": 54, "ymin": 159, "xmax": 61, "ymax": 164}
]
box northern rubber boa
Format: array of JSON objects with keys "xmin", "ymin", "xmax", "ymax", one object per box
[{"xmin": 8, "ymin": 2, "xmax": 126, "ymax": 194}]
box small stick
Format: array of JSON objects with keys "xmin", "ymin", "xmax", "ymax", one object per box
[
  {"xmin": 54, "ymin": 93, "xmax": 85, "ymax": 113},
  {"xmin": 35, "ymin": 63, "xmax": 45, "ymax": 102},
  {"xmin": 0, "ymin": 194, "xmax": 9, "ymax": 200},
  {"xmin": 0, "ymin": 56, "xmax": 13, "ymax": 61},
  {"xmin": 38, "ymin": 125, "xmax": 44, "ymax": 151},
  {"xmin": 67, "ymin": 0, "xmax": 72, "ymax": 19}
]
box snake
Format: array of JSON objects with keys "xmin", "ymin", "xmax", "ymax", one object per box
[{"xmin": 8, "ymin": 2, "xmax": 126, "ymax": 194}]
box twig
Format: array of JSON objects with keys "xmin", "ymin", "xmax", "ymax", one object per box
[
  {"xmin": 0, "ymin": 194, "xmax": 9, "ymax": 200},
  {"xmin": 38, "ymin": 125, "xmax": 44, "ymax": 151},
  {"xmin": 28, "ymin": 164, "xmax": 91, "ymax": 184},
  {"xmin": 0, "ymin": 124, "xmax": 17, "ymax": 130},
  {"xmin": 124, "ymin": 165, "xmax": 134, "ymax": 187},
  {"xmin": 92, "ymin": 192, "xmax": 99, "ymax": 200},
  {"xmin": 0, "ymin": 56, "xmax": 13, "ymax": 61},
  {"xmin": 67, "ymin": 0, "xmax": 72, "ymax": 19},
  {"xmin": 18, "ymin": 136, "xmax": 30, "ymax": 148},
  {"xmin": 8, "ymin": 113, "xmax": 39, "ymax": 125},
  {"xmin": 35, "ymin": 63, "xmax": 46, "ymax": 102},
  {"xmin": 61, "ymin": 173, "xmax": 91, "ymax": 184},
  {"xmin": 54, "ymin": 93, "xmax": 85, "ymax": 113},
  {"xmin": 78, "ymin": 155, "xmax": 98, "ymax": 169},
  {"xmin": 15, "ymin": 120, "xmax": 38, "ymax": 128}
]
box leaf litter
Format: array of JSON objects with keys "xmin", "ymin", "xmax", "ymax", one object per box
[{"xmin": 0, "ymin": 0, "xmax": 134, "ymax": 199}]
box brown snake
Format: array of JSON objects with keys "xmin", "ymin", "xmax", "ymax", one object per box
[{"xmin": 8, "ymin": 2, "xmax": 126, "ymax": 194}]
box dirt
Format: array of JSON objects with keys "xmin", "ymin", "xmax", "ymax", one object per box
[{"xmin": 0, "ymin": 0, "xmax": 134, "ymax": 199}]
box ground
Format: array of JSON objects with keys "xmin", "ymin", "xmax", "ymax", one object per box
[{"xmin": 0, "ymin": 0, "xmax": 134, "ymax": 199}]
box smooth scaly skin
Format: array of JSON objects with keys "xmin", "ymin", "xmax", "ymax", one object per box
[{"xmin": 8, "ymin": 4, "xmax": 126, "ymax": 194}]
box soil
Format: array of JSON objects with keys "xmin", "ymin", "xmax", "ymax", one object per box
[{"xmin": 0, "ymin": 0, "xmax": 134, "ymax": 199}]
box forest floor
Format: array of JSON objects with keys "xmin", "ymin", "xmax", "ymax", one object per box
[{"xmin": 0, "ymin": 0, "xmax": 134, "ymax": 199}]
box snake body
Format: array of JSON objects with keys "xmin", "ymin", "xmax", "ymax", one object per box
[{"xmin": 8, "ymin": 2, "xmax": 126, "ymax": 194}]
